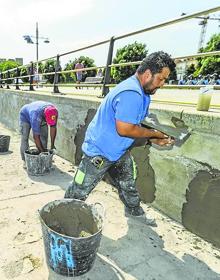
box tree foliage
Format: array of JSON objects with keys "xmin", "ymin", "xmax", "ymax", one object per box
[
  {"xmin": 195, "ymin": 33, "xmax": 220, "ymax": 76},
  {"xmin": 202, "ymin": 33, "xmax": 220, "ymax": 52},
  {"xmin": 63, "ymin": 60, "xmax": 76, "ymax": 83},
  {"xmin": 43, "ymin": 59, "xmax": 57, "ymax": 83},
  {"xmin": 112, "ymin": 42, "xmax": 148, "ymax": 83},
  {"xmin": 0, "ymin": 61, "xmax": 20, "ymax": 82},
  {"xmin": 0, "ymin": 60, "xmax": 19, "ymax": 72},
  {"xmin": 186, "ymin": 64, "xmax": 196, "ymax": 76},
  {"xmin": 18, "ymin": 66, "xmax": 28, "ymax": 83}
]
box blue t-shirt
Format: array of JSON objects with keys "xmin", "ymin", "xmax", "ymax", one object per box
[
  {"xmin": 82, "ymin": 75, "xmax": 151, "ymax": 161},
  {"xmin": 19, "ymin": 101, "xmax": 53, "ymax": 134}
]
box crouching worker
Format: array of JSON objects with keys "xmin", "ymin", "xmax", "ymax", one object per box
[{"xmin": 19, "ymin": 101, "xmax": 58, "ymax": 168}]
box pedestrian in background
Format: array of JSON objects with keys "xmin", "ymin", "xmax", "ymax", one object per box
[{"xmin": 74, "ymin": 59, "xmax": 84, "ymax": 88}]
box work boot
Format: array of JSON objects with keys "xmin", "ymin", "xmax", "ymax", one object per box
[
  {"xmin": 64, "ymin": 182, "xmax": 86, "ymax": 201},
  {"xmin": 64, "ymin": 181, "xmax": 75, "ymax": 198},
  {"xmin": 125, "ymin": 205, "xmax": 157, "ymax": 227}
]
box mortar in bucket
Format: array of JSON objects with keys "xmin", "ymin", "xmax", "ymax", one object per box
[
  {"xmin": 38, "ymin": 199, "xmax": 104, "ymax": 277},
  {"xmin": 0, "ymin": 135, "xmax": 10, "ymax": 152},
  {"xmin": 24, "ymin": 148, "xmax": 53, "ymax": 176}
]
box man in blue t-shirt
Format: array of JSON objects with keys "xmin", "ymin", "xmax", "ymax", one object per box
[
  {"xmin": 65, "ymin": 51, "xmax": 176, "ymax": 226},
  {"xmin": 19, "ymin": 101, "xmax": 58, "ymax": 167}
]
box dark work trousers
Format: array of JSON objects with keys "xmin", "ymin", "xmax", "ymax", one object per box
[
  {"xmin": 64, "ymin": 151, "xmax": 140, "ymax": 209},
  {"xmin": 19, "ymin": 122, "xmax": 48, "ymax": 161}
]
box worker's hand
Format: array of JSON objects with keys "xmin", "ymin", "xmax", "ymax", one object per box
[
  {"xmin": 152, "ymin": 129, "xmax": 169, "ymax": 139},
  {"xmin": 150, "ymin": 137, "xmax": 175, "ymax": 147},
  {"xmin": 37, "ymin": 147, "xmax": 45, "ymax": 153}
]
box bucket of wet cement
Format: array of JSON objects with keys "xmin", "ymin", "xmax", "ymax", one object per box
[
  {"xmin": 24, "ymin": 148, "xmax": 53, "ymax": 176},
  {"xmin": 38, "ymin": 199, "xmax": 104, "ymax": 277},
  {"xmin": 0, "ymin": 135, "xmax": 10, "ymax": 152}
]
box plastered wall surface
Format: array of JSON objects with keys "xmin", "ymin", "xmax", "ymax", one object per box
[{"xmin": 1, "ymin": 89, "xmax": 220, "ymax": 248}]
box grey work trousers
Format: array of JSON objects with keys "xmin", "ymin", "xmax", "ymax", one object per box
[
  {"xmin": 64, "ymin": 152, "xmax": 140, "ymax": 209},
  {"xmin": 19, "ymin": 121, "xmax": 48, "ymax": 161}
]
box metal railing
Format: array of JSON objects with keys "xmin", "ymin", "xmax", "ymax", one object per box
[{"xmin": 0, "ymin": 6, "xmax": 220, "ymax": 96}]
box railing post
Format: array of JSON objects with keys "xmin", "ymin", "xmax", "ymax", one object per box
[
  {"xmin": 29, "ymin": 62, "xmax": 34, "ymax": 91},
  {"xmin": 101, "ymin": 37, "xmax": 115, "ymax": 97},
  {"xmin": 53, "ymin": 55, "xmax": 60, "ymax": 94},
  {"xmin": 16, "ymin": 67, "xmax": 20, "ymax": 90},
  {"xmin": 0, "ymin": 73, "xmax": 3, "ymax": 88},
  {"xmin": 6, "ymin": 71, "xmax": 10, "ymax": 89}
]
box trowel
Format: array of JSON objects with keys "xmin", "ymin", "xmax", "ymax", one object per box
[{"xmin": 141, "ymin": 113, "xmax": 191, "ymax": 147}]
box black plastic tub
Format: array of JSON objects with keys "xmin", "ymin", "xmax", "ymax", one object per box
[
  {"xmin": 0, "ymin": 135, "xmax": 10, "ymax": 152},
  {"xmin": 24, "ymin": 149, "xmax": 53, "ymax": 176},
  {"xmin": 39, "ymin": 199, "xmax": 104, "ymax": 277}
]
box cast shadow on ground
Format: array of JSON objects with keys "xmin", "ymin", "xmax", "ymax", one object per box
[
  {"xmin": 47, "ymin": 254, "xmax": 126, "ymax": 280},
  {"xmin": 98, "ymin": 218, "xmax": 220, "ymax": 280},
  {"xmin": 0, "ymin": 150, "xmax": 13, "ymax": 155},
  {"xmin": 46, "ymin": 216, "xmax": 220, "ymax": 280},
  {"xmin": 26, "ymin": 164, "xmax": 73, "ymax": 191}
]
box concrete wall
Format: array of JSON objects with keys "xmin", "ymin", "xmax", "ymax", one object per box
[
  {"xmin": 1, "ymin": 89, "xmax": 220, "ymax": 248},
  {"xmin": 0, "ymin": 89, "xmax": 100, "ymax": 162}
]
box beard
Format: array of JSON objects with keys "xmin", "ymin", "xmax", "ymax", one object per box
[{"xmin": 143, "ymin": 79, "xmax": 159, "ymax": 95}]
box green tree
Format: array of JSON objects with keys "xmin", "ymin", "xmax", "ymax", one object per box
[
  {"xmin": 19, "ymin": 66, "xmax": 29, "ymax": 83},
  {"xmin": 63, "ymin": 60, "xmax": 76, "ymax": 83},
  {"xmin": 43, "ymin": 59, "xmax": 57, "ymax": 83},
  {"xmin": 112, "ymin": 41, "xmax": 148, "ymax": 83},
  {"xmin": 19, "ymin": 62, "xmax": 45, "ymax": 83},
  {"xmin": 0, "ymin": 60, "xmax": 20, "ymax": 83},
  {"xmin": 195, "ymin": 33, "xmax": 220, "ymax": 76},
  {"xmin": 202, "ymin": 33, "xmax": 220, "ymax": 52},
  {"xmin": 0, "ymin": 60, "xmax": 19, "ymax": 72},
  {"xmin": 186, "ymin": 64, "xmax": 196, "ymax": 76}
]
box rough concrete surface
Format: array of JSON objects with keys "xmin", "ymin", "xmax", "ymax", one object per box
[{"xmin": 0, "ymin": 123, "xmax": 220, "ymax": 280}]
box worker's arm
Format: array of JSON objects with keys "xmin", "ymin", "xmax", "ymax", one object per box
[
  {"xmin": 33, "ymin": 134, "xmax": 45, "ymax": 152},
  {"xmin": 116, "ymin": 120, "xmax": 168, "ymax": 139},
  {"xmin": 50, "ymin": 126, "xmax": 57, "ymax": 149}
]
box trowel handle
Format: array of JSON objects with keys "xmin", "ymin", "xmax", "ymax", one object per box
[{"xmin": 92, "ymin": 202, "xmax": 105, "ymax": 219}]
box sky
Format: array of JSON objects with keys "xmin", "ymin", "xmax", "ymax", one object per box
[{"xmin": 1, "ymin": 0, "xmax": 220, "ymax": 68}]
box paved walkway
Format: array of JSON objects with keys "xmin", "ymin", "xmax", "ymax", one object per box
[
  {"xmin": 0, "ymin": 123, "xmax": 220, "ymax": 280},
  {"xmin": 9, "ymin": 85, "xmax": 220, "ymax": 105}
]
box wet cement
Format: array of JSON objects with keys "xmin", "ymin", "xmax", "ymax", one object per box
[
  {"xmin": 132, "ymin": 143, "xmax": 220, "ymax": 247},
  {"xmin": 142, "ymin": 113, "xmax": 191, "ymax": 147},
  {"xmin": 25, "ymin": 149, "xmax": 40, "ymax": 155},
  {"xmin": 74, "ymin": 109, "xmax": 96, "ymax": 165},
  {"xmin": 40, "ymin": 200, "xmax": 99, "ymax": 237},
  {"xmin": 39, "ymin": 200, "xmax": 103, "ymax": 276},
  {"xmin": 131, "ymin": 144, "xmax": 156, "ymax": 203},
  {"xmin": 182, "ymin": 168, "xmax": 220, "ymax": 248},
  {"xmin": 72, "ymin": 108, "xmax": 220, "ymax": 248},
  {"xmin": 25, "ymin": 149, "xmax": 53, "ymax": 155}
]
